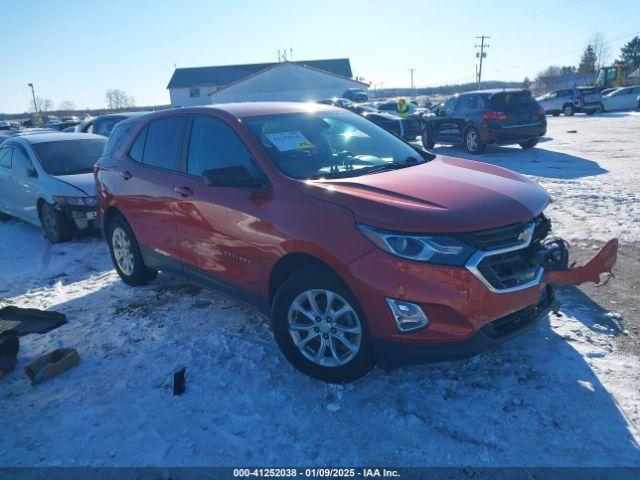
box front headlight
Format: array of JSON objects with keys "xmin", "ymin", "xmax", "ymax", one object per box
[
  {"xmin": 358, "ymin": 224, "xmax": 474, "ymax": 266},
  {"xmin": 53, "ymin": 196, "xmax": 97, "ymax": 207}
]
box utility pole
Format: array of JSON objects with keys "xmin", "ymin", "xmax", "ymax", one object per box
[
  {"xmin": 475, "ymin": 35, "xmax": 490, "ymax": 86},
  {"xmin": 28, "ymin": 82, "xmax": 38, "ymax": 121},
  {"xmin": 408, "ymin": 68, "xmax": 416, "ymax": 99}
]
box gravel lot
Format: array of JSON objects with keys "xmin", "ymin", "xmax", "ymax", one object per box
[{"xmin": 1, "ymin": 112, "xmax": 639, "ymax": 469}]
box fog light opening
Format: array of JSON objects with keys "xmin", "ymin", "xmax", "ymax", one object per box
[{"xmin": 385, "ymin": 298, "xmax": 429, "ymax": 332}]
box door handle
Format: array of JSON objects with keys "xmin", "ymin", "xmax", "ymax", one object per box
[
  {"xmin": 121, "ymin": 171, "xmax": 132, "ymax": 180},
  {"xmin": 174, "ymin": 186, "xmax": 194, "ymax": 198}
]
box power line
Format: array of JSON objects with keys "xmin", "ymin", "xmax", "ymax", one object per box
[{"xmin": 475, "ymin": 35, "xmax": 490, "ymax": 86}]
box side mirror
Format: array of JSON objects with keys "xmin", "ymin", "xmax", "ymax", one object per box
[{"xmin": 202, "ymin": 165, "xmax": 265, "ymax": 190}]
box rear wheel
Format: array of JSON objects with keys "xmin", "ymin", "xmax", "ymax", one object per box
[
  {"xmin": 421, "ymin": 128, "xmax": 435, "ymax": 148},
  {"xmin": 271, "ymin": 266, "xmax": 375, "ymax": 383},
  {"xmin": 563, "ymin": 103, "xmax": 575, "ymax": 116},
  {"xmin": 107, "ymin": 215, "xmax": 157, "ymax": 286},
  {"xmin": 464, "ymin": 127, "xmax": 486, "ymax": 154},
  {"xmin": 39, "ymin": 202, "xmax": 73, "ymax": 243},
  {"xmin": 552, "ymin": 112, "xmax": 560, "ymax": 117},
  {"xmin": 519, "ymin": 139, "xmax": 539, "ymax": 149}
]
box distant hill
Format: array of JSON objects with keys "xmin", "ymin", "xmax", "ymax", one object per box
[{"xmin": 369, "ymin": 81, "xmax": 522, "ymax": 98}]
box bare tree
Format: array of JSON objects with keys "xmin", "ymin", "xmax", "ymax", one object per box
[
  {"xmin": 58, "ymin": 100, "xmax": 76, "ymax": 111},
  {"xmin": 29, "ymin": 97, "xmax": 53, "ymax": 114},
  {"xmin": 105, "ymin": 89, "xmax": 135, "ymax": 110},
  {"xmin": 591, "ymin": 33, "xmax": 611, "ymax": 71}
]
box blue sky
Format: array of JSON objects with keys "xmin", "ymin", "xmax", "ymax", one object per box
[{"xmin": 1, "ymin": 0, "xmax": 639, "ymax": 113}]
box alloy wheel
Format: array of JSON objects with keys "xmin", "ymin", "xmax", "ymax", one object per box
[
  {"xmin": 287, "ymin": 289, "xmax": 362, "ymax": 367},
  {"xmin": 466, "ymin": 130, "xmax": 479, "ymax": 152},
  {"xmin": 112, "ymin": 227, "xmax": 135, "ymax": 276}
]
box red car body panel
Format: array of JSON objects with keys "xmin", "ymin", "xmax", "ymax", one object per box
[{"xmin": 95, "ymin": 102, "xmax": 617, "ymax": 366}]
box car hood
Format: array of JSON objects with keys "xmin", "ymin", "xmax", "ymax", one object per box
[
  {"xmin": 52, "ymin": 172, "xmax": 96, "ymax": 196},
  {"xmin": 297, "ymin": 156, "xmax": 550, "ymax": 233}
]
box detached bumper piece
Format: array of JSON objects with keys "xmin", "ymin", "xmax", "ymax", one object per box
[
  {"xmin": 374, "ymin": 287, "xmax": 557, "ymax": 369},
  {"xmin": 545, "ymin": 239, "xmax": 618, "ymax": 285}
]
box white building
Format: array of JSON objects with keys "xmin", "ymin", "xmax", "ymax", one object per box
[{"xmin": 167, "ymin": 58, "xmax": 367, "ymax": 106}]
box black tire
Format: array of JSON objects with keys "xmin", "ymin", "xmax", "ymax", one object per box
[
  {"xmin": 38, "ymin": 202, "xmax": 73, "ymax": 243},
  {"xmin": 563, "ymin": 103, "xmax": 575, "ymax": 116},
  {"xmin": 106, "ymin": 214, "xmax": 157, "ymax": 286},
  {"xmin": 586, "ymin": 109, "xmax": 596, "ymax": 115},
  {"xmin": 599, "ymin": 103, "xmax": 606, "ymax": 113},
  {"xmin": 271, "ymin": 265, "xmax": 375, "ymax": 383},
  {"xmin": 519, "ymin": 139, "xmax": 539, "ymax": 149},
  {"xmin": 464, "ymin": 127, "xmax": 486, "ymax": 154},
  {"xmin": 421, "ymin": 128, "xmax": 435, "ymax": 148},
  {"xmin": 552, "ymin": 112, "xmax": 560, "ymax": 117}
]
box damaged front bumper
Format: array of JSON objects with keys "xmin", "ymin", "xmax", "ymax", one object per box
[{"xmin": 57, "ymin": 204, "xmax": 98, "ymax": 231}]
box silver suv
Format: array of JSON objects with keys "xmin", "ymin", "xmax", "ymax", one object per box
[{"xmin": 536, "ymin": 87, "xmax": 603, "ymax": 116}]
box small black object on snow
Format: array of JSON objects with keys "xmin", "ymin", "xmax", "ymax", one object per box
[
  {"xmin": 567, "ymin": 130, "xmax": 578, "ymax": 133},
  {"xmin": 173, "ymin": 367, "xmax": 186, "ymax": 396}
]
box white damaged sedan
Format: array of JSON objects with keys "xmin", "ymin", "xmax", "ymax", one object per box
[{"xmin": 0, "ymin": 132, "xmax": 106, "ymax": 242}]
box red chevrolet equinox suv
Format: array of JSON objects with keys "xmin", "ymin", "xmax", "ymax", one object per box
[{"xmin": 95, "ymin": 103, "xmax": 617, "ymax": 383}]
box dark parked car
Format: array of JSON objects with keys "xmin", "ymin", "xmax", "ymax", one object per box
[
  {"xmin": 422, "ymin": 89, "xmax": 546, "ymax": 154},
  {"xmin": 76, "ymin": 112, "xmax": 148, "ymax": 137},
  {"xmin": 342, "ymin": 88, "xmax": 368, "ymax": 102},
  {"xmin": 95, "ymin": 102, "xmax": 616, "ymax": 383},
  {"xmin": 317, "ymin": 99, "xmax": 421, "ymax": 140}
]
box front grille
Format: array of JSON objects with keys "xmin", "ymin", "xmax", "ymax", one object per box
[
  {"xmin": 462, "ymin": 214, "xmax": 550, "ymax": 251},
  {"xmin": 465, "ymin": 214, "xmax": 550, "ymax": 292},
  {"xmin": 476, "ymin": 248, "xmax": 541, "ymax": 290},
  {"xmin": 481, "ymin": 287, "xmax": 555, "ymax": 339}
]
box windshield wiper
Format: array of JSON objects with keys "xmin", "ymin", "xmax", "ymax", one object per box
[{"xmin": 360, "ymin": 156, "xmax": 422, "ymax": 176}]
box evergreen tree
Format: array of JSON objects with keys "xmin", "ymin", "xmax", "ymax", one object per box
[
  {"xmin": 578, "ymin": 45, "xmax": 597, "ymax": 77},
  {"xmin": 619, "ymin": 36, "xmax": 640, "ymax": 71}
]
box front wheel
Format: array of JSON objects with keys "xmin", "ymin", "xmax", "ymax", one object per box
[
  {"xmin": 271, "ymin": 266, "xmax": 375, "ymax": 383},
  {"xmin": 519, "ymin": 139, "xmax": 539, "ymax": 149},
  {"xmin": 107, "ymin": 215, "xmax": 157, "ymax": 286},
  {"xmin": 39, "ymin": 202, "xmax": 73, "ymax": 243},
  {"xmin": 464, "ymin": 127, "xmax": 486, "ymax": 154}
]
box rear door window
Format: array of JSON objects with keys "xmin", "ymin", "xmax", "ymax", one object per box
[
  {"xmin": 187, "ymin": 115, "xmax": 259, "ymax": 177},
  {"xmin": 141, "ymin": 116, "xmax": 188, "ymax": 171}
]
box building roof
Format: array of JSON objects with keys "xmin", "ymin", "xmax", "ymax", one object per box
[
  {"xmin": 207, "ymin": 62, "xmax": 367, "ymax": 97},
  {"xmin": 167, "ymin": 58, "xmax": 353, "ymax": 89}
]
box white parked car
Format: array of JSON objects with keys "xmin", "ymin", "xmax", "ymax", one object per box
[
  {"xmin": 0, "ymin": 132, "xmax": 106, "ymax": 242},
  {"xmin": 601, "ymin": 86, "xmax": 640, "ymax": 112}
]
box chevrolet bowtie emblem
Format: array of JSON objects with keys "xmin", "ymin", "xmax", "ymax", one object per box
[{"xmin": 518, "ymin": 230, "xmax": 530, "ymax": 242}]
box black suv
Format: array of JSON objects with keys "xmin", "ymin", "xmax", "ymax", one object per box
[{"xmin": 422, "ymin": 89, "xmax": 546, "ymax": 154}]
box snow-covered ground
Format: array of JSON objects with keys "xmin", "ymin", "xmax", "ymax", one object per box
[{"xmin": 1, "ymin": 113, "xmax": 639, "ymax": 468}]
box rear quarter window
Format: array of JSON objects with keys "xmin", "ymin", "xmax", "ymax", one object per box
[{"xmin": 104, "ymin": 122, "xmax": 139, "ymax": 156}]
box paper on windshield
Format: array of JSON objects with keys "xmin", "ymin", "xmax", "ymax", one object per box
[{"xmin": 265, "ymin": 132, "xmax": 313, "ymax": 151}]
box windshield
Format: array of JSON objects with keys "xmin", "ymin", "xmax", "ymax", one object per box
[
  {"xmin": 244, "ymin": 110, "xmax": 431, "ymax": 180},
  {"xmin": 33, "ymin": 139, "xmax": 106, "ymax": 175}
]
